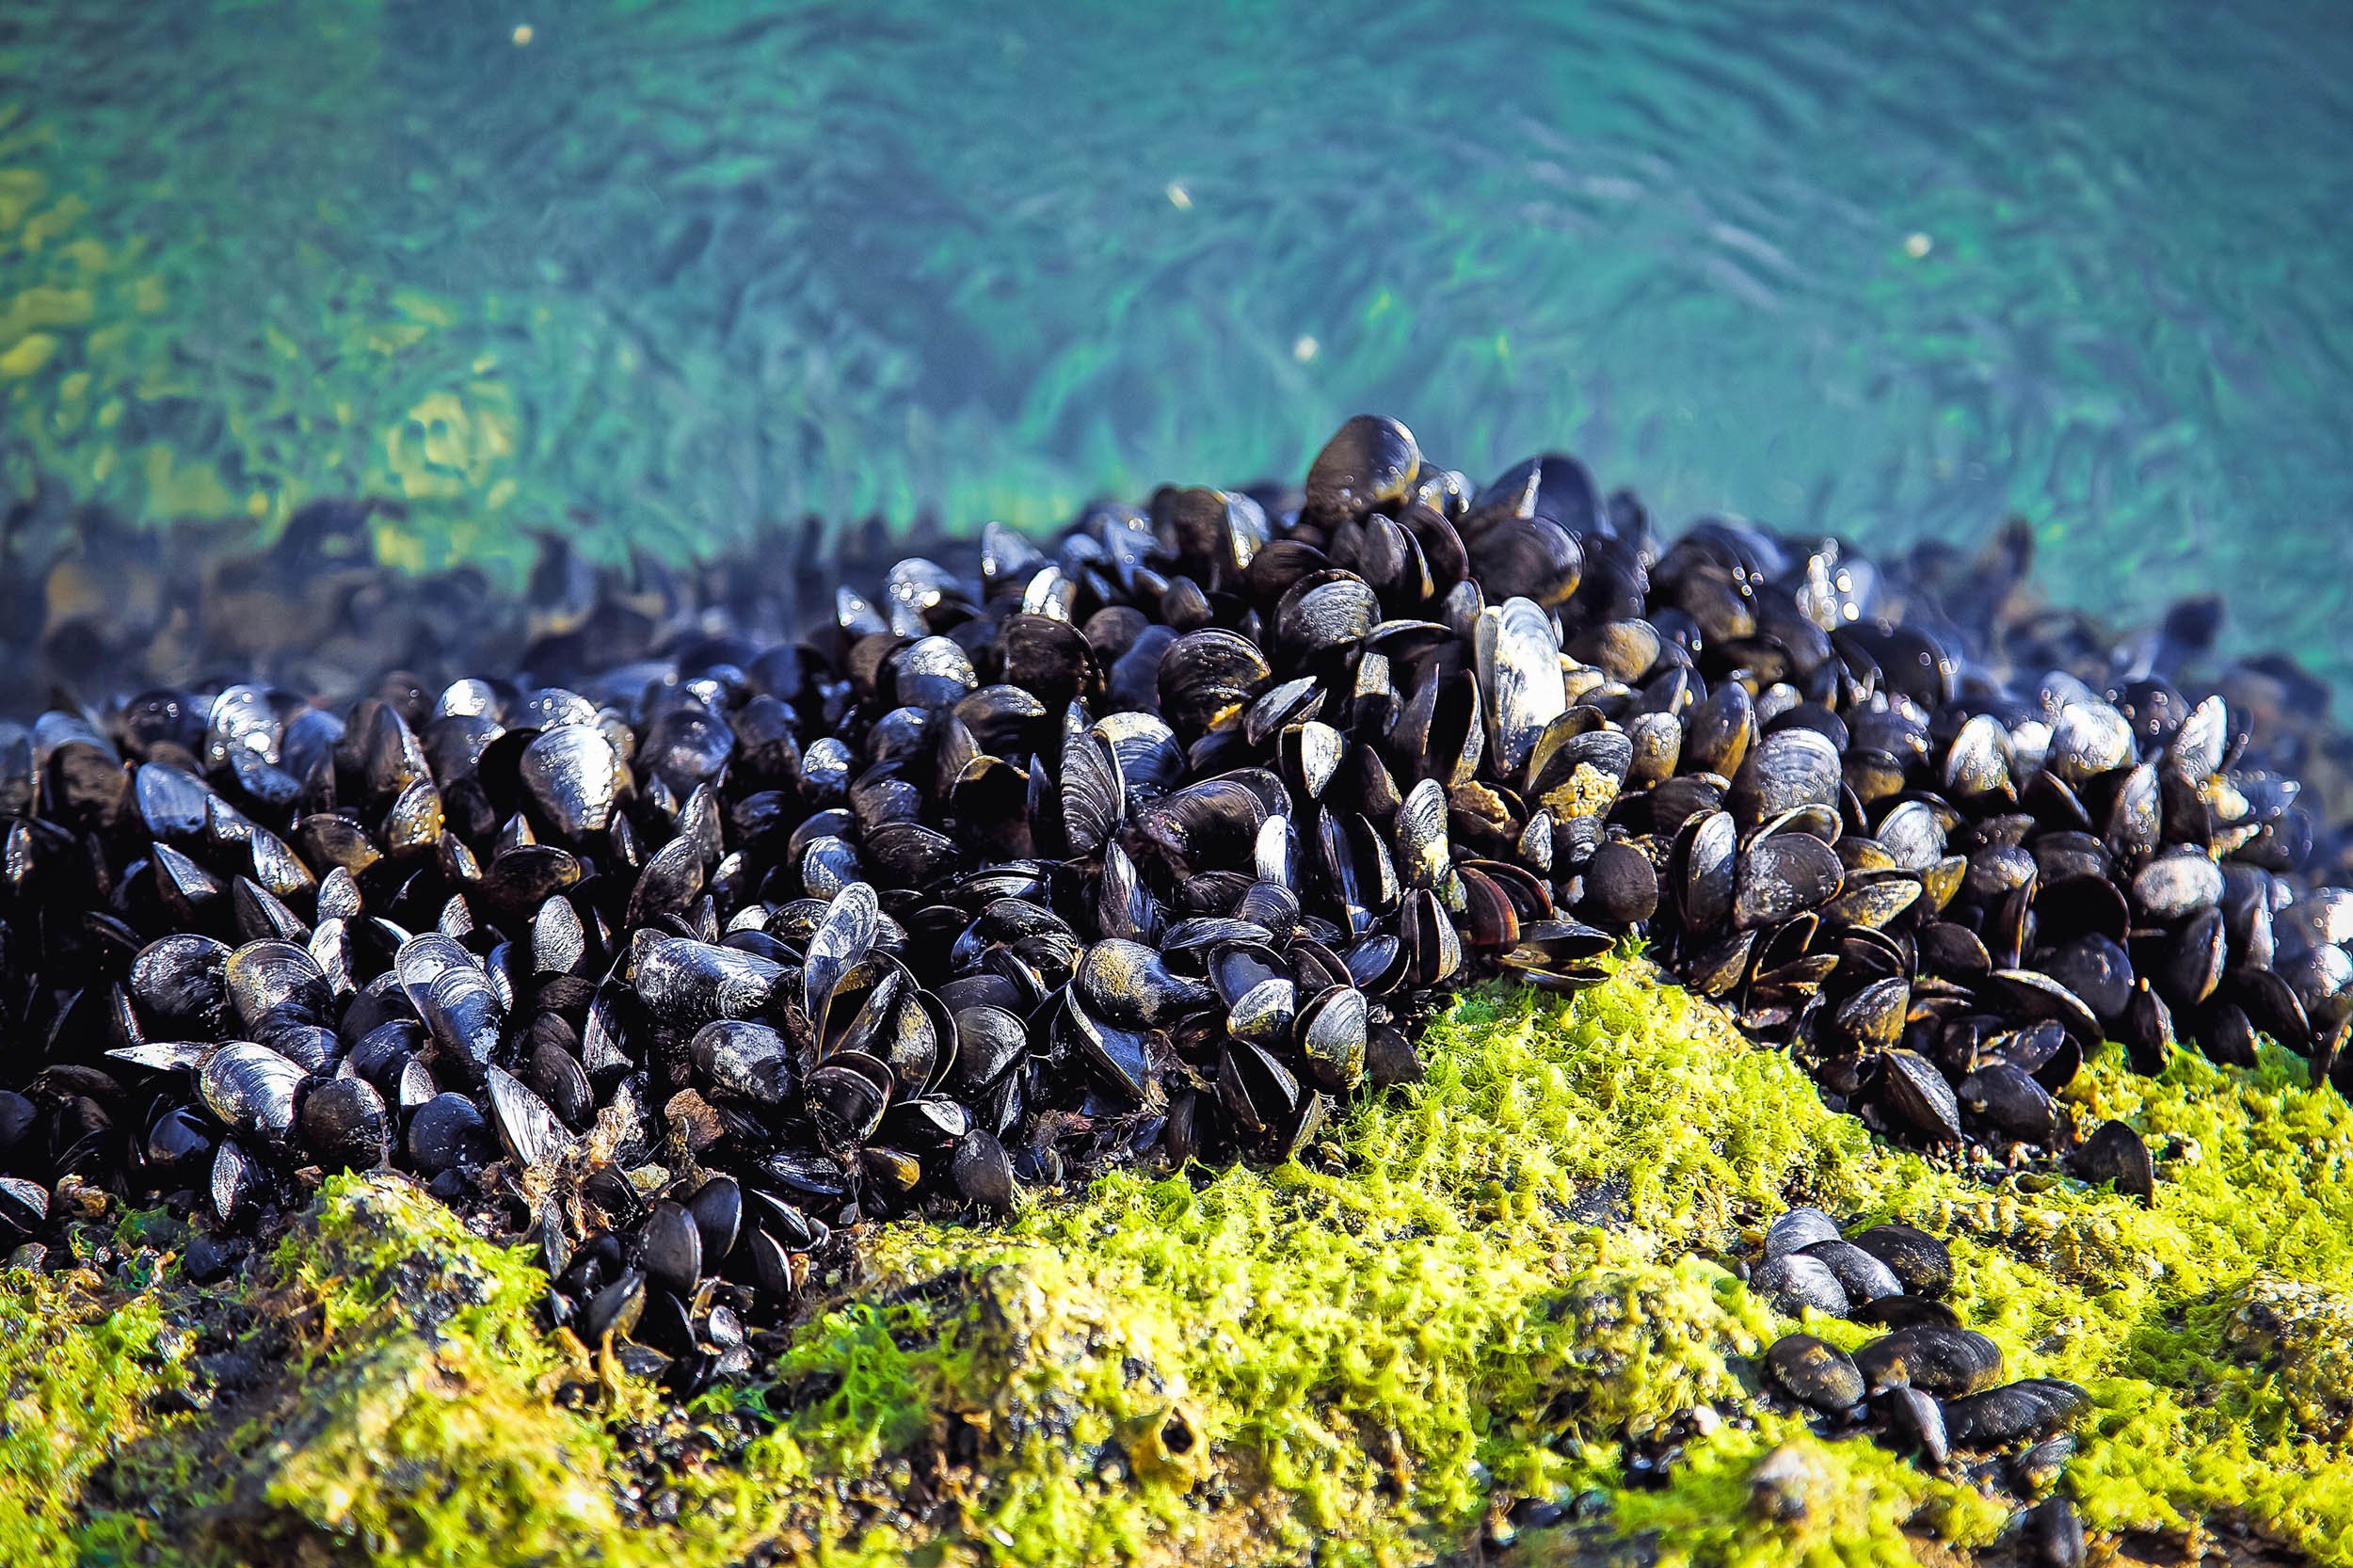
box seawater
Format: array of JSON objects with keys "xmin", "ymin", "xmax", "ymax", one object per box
[{"xmin": 2, "ymin": 0, "xmax": 2347, "ymax": 684}]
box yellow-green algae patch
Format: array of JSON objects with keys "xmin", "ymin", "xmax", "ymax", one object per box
[
  {"xmin": 0, "ymin": 1244, "xmax": 188, "ymax": 1568},
  {"xmin": 5, "ymin": 964, "xmax": 2353, "ymax": 1565},
  {"xmin": 41, "ymin": 1179, "xmax": 657, "ymax": 1568}
]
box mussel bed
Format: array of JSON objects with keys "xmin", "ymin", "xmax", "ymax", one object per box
[{"xmin": 1, "ymin": 415, "xmax": 2349, "ymax": 1403}]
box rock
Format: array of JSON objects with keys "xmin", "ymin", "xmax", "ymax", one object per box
[
  {"xmin": 2224, "ymin": 1275, "xmax": 2353, "ymax": 1442},
  {"xmin": 1749, "ymin": 1442, "xmax": 1825, "ymax": 1522},
  {"xmin": 183, "ymin": 1232, "xmax": 239, "ymax": 1285}
]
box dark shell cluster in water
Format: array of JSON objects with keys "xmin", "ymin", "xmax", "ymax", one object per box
[
  {"xmin": 0, "ymin": 415, "xmax": 2349, "ymax": 1381},
  {"xmin": 1752, "ymin": 1209, "xmax": 2089, "ymax": 1568}
]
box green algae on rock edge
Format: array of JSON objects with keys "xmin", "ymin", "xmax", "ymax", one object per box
[
  {"xmin": 0, "ymin": 1262, "xmax": 188, "ymax": 1568},
  {"xmin": 4, "ymin": 965, "xmax": 2353, "ymax": 1567}
]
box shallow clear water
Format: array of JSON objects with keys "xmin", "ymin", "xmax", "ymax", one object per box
[{"xmin": 3, "ymin": 0, "xmax": 2350, "ymax": 685}]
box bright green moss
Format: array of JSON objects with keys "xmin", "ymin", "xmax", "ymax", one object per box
[{"xmin": 7, "ymin": 963, "xmax": 2353, "ymax": 1565}]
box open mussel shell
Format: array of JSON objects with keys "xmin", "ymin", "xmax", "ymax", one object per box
[
  {"xmin": 581, "ymin": 1266, "xmax": 648, "ymax": 1346},
  {"xmin": 487, "ymin": 1065, "xmax": 569, "ymax": 1171},
  {"xmin": 1215, "ymin": 1038, "xmax": 1303, "ymax": 1138},
  {"xmin": 522, "ymin": 1029, "xmax": 595, "ymax": 1131},
  {"xmin": 806, "ymin": 1064, "xmax": 892, "ymax": 1148},
  {"xmin": 211, "ymin": 1139, "xmax": 263, "ymax": 1225},
  {"xmin": 1873, "ymin": 1049, "xmax": 1963, "ymax": 1144},
  {"xmin": 804, "ymin": 881, "xmax": 880, "ymax": 1034},
  {"xmin": 1981, "ymin": 969, "xmax": 2103, "ymax": 1048},
  {"xmin": 1058, "ymin": 988, "xmax": 1153, "ymax": 1102},
  {"xmin": 0, "ymin": 1174, "xmax": 51, "ymax": 1240}
]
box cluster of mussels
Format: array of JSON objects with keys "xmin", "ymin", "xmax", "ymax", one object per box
[
  {"xmin": 1751, "ymin": 1208, "xmax": 2089, "ymax": 1566},
  {"xmin": 0, "ymin": 415, "xmax": 2349, "ymax": 1385}
]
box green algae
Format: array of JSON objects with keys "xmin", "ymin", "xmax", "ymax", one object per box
[
  {"xmin": 7, "ymin": 964, "xmax": 2353, "ymax": 1565},
  {"xmin": 754, "ymin": 972, "xmax": 1996, "ymax": 1568},
  {"xmin": 77, "ymin": 1177, "xmax": 710, "ymax": 1568},
  {"xmin": 213, "ymin": 1179, "xmax": 633, "ymax": 1565},
  {"xmin": 0, "ymin": 1255, "xmax": 188, "ymax": 1568}
]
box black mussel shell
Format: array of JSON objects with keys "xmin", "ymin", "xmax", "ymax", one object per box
[
  {"xmin": 2073, "ymin": 1119, "xmax": 2156, "ymax": 1204},
  {"xmin": 1798, "ymin": 1239, "xmax": 1904, "ymax": 1305},
  {"xmin": 1847, "ymin": 1224, "xmax": 1951, "ymax": 1300},
  {"xmin": 297, "ymin": 1077, "xmax": 390, "ymax": 1172},
  {"xmin": 1763, "ymin": 1333, "xmax": 1865, "ymax": 1413},
  {"xmin": 1852, "ymin": 1325, "xmax": 2002, "ymax": 1396},
  {"xmin": 1749, "ymin": 1251, "xmax": 1849, "ymax": 1318}
]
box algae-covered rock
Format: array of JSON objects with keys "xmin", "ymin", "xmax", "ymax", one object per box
[
  {"xmin": 8, "ymin": 965, "xmax": 2353, "ymax": 1567},
  {"xmin": 13, "ymin": 1175, "xmax": 645, "ymax": 1568},
  {"xmin": 2224, "ymin": 1277, "xmax": 2353, "ymax": 1446},
  {"xmin": 0, "ymin": 1250, "xmax": 190, "ymax": 1568},
  {"xmin": 184, "ymin": 1176, "xmax": 630, "ymax": 1564},
  {"xmin": 742, "ymin": 970, "xmax": 1811, "ymax": 1566}
]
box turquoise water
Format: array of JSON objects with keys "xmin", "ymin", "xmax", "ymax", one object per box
[{"xmin": 4, "ymin": 0, "xmax": 2351, "ymax": 683}]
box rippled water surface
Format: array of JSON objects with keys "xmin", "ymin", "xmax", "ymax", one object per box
[{"xmin": 3, "ymin": 0, "xmax": 2349, "ymax": 682}]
